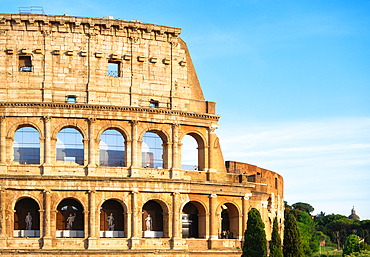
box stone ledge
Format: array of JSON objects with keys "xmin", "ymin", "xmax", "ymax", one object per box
[{"xmin": 0, "ymin": 102, "xmax": 220, "ymax": 121}]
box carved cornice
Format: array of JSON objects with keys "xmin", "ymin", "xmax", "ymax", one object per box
[
  {"xmin": 0, "ymin": 13, "xmax": 182, "ymax": 40},
  {"xmin": 0, "ymin": 102, "xmax": 220, "ymax": 121}
]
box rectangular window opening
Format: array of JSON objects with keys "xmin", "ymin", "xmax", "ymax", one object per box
[
  {"xmin": 67, "ymin": 96, "xmax": 76, "ymax": 103},
  {"xmin": 275, "ymin": 178, "xmax": 278, "ymax": 189},
  {"xmin": 150, "ymin": 100, "xmax": 159, "ymax": 108},
  {"xmin": 19, "ymin": 56, "xmax": 32, "ymax": 72},
  {"xmin": 108, "ymin": 61, "xmax": 120, "ymax": 77}
]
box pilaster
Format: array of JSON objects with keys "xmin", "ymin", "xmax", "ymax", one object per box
[
  {"xmin": 0, "ymin": 117, "xmax": 7, "ymax": 174},
  {"xmin": 129, "ymin": 189, "xmax": 140, "ymax": 249},
  {"xmin": 0, "ymin": 188, "xmax": 7, "ymax": 248},
  {"xmin": 42, "ymin": 116, "xmax": 53, "ymax": 175},
  {"xmin": 171, "ymin": 191, "xmax": 182, "ymax": 249},
  {"xmin": 42, "ymin": 189, "xmax": 52, "ymax": 249},
  {"xmin": 130, "ymin": 120, "xmax": 140, "ymax": 177},
  {"xmin": 87, "ymin": 118, "xmax": 96, "ymax": 175}
]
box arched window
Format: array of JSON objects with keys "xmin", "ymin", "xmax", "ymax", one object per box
[
  {"xmin": 142, "ymin": 200, "xmax": 163, "ymax": 238},
  {"xmin": 182, "ymin": 201, "xmax": 206, "ymax": 239},
  {"xmin": 13, "ymin": 127, "xmax": 40, "ymax": 164},
  {"xmin": 100, "ymin": 200, "xmax": 125, "ymax": 238},
  {"xmin": 56, "ymin": 199, "xmax": 84, "ymax": 238},
  {"xmin": 14, "ymin": 198, "xmax": 40, "ymax": 237},
  {"xmin": 142, "ymin": 132, "xmax": 163, "ymax": 168},
  {"xmin": 220, "ymin": 203, "xmax": 239, "ymax": 239},
  {"xmin": 181, "ymin": 135, "xmax": 198, "ymax": 171},
  {"xmin": 100, "ymin": 130, "xmax": 125, "ymax": 167},
  {"xmin": 56, "ymin": 128, "xmax": 84, "ymax": 165}
]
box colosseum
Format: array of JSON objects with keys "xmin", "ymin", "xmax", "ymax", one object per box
[{"xmin": 0, "ymin": 13, "xmax": 284, "ymax": 256}]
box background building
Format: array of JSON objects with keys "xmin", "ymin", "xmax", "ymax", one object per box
[{"xmin": 0, "ymin": 13, "xmax": 283, "ymax": 256}]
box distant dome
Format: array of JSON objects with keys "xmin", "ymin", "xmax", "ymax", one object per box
[{"xmin": 348, "ymin": 206, "xmax": 360, "ymax": 220}]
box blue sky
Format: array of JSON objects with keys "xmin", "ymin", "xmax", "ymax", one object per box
[{"xmin": 2, "ymin": 1, "xmax": 369, "ymax": 219}]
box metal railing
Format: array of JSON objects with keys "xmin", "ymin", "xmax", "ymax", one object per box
[
  {"xmin": 18, "ymin": 6, "xmax": 45, "ymax": 15},
  {"xmin": 107, "ymin": 70, "xmax": 119, "ymax": 77}
]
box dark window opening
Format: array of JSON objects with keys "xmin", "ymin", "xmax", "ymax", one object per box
[
  {"xmin": 108, "ymin": 61, "xmax": 120, "ymax": 77},
  {"xmin": 67, "ymin": 96, "xmax": 76, "ymax": 103},
  {"xmin": 275, "ymin": 178, "xmax": 278, "ymax": 189},
  {"xmin": 150, "ymin": 100, "xmax": 159, "ymax": 108},
  {"xmin": 19, "ymin": 56, "xmax": 32, "ymax": 72}
]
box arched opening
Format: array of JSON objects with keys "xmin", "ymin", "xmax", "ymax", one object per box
[
  {"xmin": 99, "ymin": 129, "xmax": 125, "ymax": 167},
  {"xmin": 220, "ymin": 203, "xmax": 239, "ymax": 239},
  {"xmin": 14, "ymin": 198, "xmax": 40, "ymax": 237},
  {"xmin": 100, "ymin": 200, "xmax": 125, "ymax": 238},
  {"xmin": 141, "ymin": 132, "xmax": 163, "ymax": 169},
  {"xmin": 181, "ymin": 135, "xmax": 198, "ymax": 171},
  {"xmin": 56, "ymin": 199, "xmax": 84, "ymax": 238},
  {"xmin": 142, "ymin": 200, "xmax": 163, "ymax": 238},
  {"xmin": 182, "ymin": 202, "xmax": 198, "ymax": 238},
  {"xmin": 13, "ymin": 127, "xmax": 40, "ymax": 165},
  {"xmin": 180, "ymin": 133, "xmax": 205, "ymax": 171},
  {"xmin": 56, "ymin": 128, "xmax": 84, "ymax": 165}
]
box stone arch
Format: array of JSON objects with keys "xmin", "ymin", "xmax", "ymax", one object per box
[
  {"xmin": 10, "ymin": 194, "xmax": 42, "ymax": 211},
  {"xmin": 56, "ymin": 198, "xmax": 85, "ymax": 237},
  {"xmin": 99, "ymin": 199, "xmax": 126, "ymax": 238},
  {"xmin": 7, "ymin": 122, "xmax": 43, "ymax": 139},
  {"xmin": 138, "ymin": 127, "xmax": 170, "ymax": 144},
  {"xmin": 96, "ymin": 125, "xmax": 130, "ymax": 142},
  {"xmin": 142, "ymin": 198, "xmax": 170, "ymax": 238},
  {"xmin": 14, "ymin": 197, "xmax": 40, "ymax": 237},
  {"xmin": 140, "ymin": 129, "xmax": 170, "ymax": 169},
  {"xmin": 12, "ymin": 125, "xmax": 41, "ymax": 165},
  {"xmin": 51, "ymin": 124, "xmax": 87, "ymax": 140},
  {"xmin": 55, "ymin": 126, "xmax": 85, "ymax": 165},
  {"xmin": 98, "ymin": 128, "xmax": 126, "ymax": 167},
  {"xmin": 181, "ymin": 200, "xmax": 207, "ymax": 239},
  {"xmin": 217, "ymin": 201, "xmax": 240, "ymax": 239},
  {"xmin": 179, "ymin": 130, "xmax": 207, "ymax": 171},
  {"xmin": 52, "ymin": 196, "xmax": 87, "ymax": 214}
]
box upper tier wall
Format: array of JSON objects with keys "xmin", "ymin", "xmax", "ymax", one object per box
[{"xmin": 0, "ymin": 14, "xmax": 215, "ymax": 114}]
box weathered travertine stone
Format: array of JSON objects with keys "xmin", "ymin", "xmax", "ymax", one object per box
[{"xmin": 0, "ymin": 13, "xmax": 284, "ymax": 257}]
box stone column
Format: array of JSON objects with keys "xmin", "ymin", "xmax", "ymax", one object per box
[
  {"xmin": 0, "ymin": 117, "xmax": 7, "ymax": 173},
  {"xmin": 87, "ymin": 118, "xmax": 96, "ymax": 175},
  {"xmin": 42, "ymin": 189, "xmax": 52, "ymax": 249},
  {"xmin": 209, "ymin": 194, "xmax": 218, "ymax": 241},
  {"xmin": 242, "ymin": 195, "xmax": 250, "ymax": 240},
  {"xmin": 83, "ymin": 210, "xmax": 89, "ymax": 239},
  {"xmin": 208, "ymin": 124, "xmax": 218, "ymax": 173},
  {"xmin": 42, "ymin": 117, "xmax": 52, "ymax": 175},
  {"xmin": 0, "ymin": 188, "xmax": 6, "ymax": 248},
  {"xmin": 130, "ymin": 190, "xmax": 140, "ymax": 249},
  {"xmin": 170, "ymin": 123, "xmax": 180, "ymax": 179},
  {"xmin": 130, "ymin": 120, "xmax": 139, "ymax": 177},
  {"xmin": 88, "ymin": 190, "xmax": 97, "ymax": 249},
  {"xmin": 83, "ymin": 139, "xmax": 89, "ymax": 167},
  {"xmin": 171, "ymin": 191, "xmax": 182, "ymax": 249}
]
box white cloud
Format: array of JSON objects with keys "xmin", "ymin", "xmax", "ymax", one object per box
[{"xmin": 217, "ymin": 117, "xmax": 370, "ymax": 219}]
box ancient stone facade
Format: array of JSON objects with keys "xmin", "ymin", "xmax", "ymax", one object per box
[{"xmin": 0, "ymin": 13, "xmax": 284, "ymax": 256}]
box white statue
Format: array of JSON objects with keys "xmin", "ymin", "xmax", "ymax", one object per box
[
  {"xmin": 25, "ymin": 212, "xmax": 32, "ymax": 230},
  {"xmin": 145, "ymin": 214, "xmax": 153, "ymax": 231},
  {"xmin": 66, "ymin": 213, "xmax": 76, "ymax": 230},
  {"xmin": 107, "ymin": 213, "xmax": 115, "ymax": 231}
]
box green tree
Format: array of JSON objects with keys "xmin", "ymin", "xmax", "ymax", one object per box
[
  {"xmin": 242, "ymin": 208, "xmax": 267, "ymax": 257},
  {"xmin": 327, "ymin": 218, "xmax": 354, "ymax": 250},
  {"xmin": 343, "ymin": 234, "xmax": 360, "ymax": 256},
  {"xmin": 270, "ymin": 217, "xmax": 283, "ymax": 257},
  {"xmin": 284, "ymin": 214, "xmax": 304, "ymax": 257},
  {"xmin": 292, "ymin": 202, "xmax": 314, "ymax": 214}
]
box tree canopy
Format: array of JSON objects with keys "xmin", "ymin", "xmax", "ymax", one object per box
[
  {"xmin": 269, "ymin": 217, "xmax": 283, "ymax": 257},
  {"xmin": 292, "ymin": 202, "xmax": 314, "ymax": 214},
  {"xmin": 284, "ymin": 214, "xmax": 304, "ymax": 257},
  {"xmin": 242, "ymin": 208, "xmax": 267, "ymax": 257}
]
